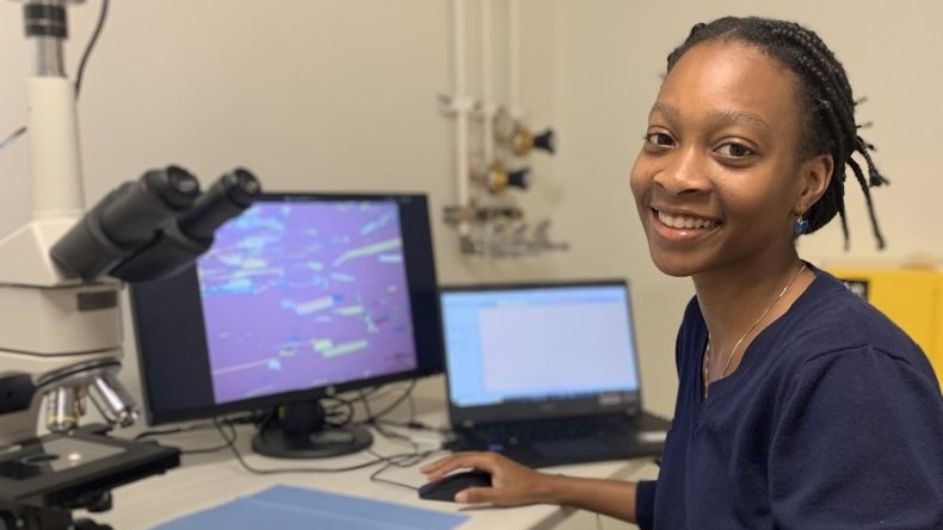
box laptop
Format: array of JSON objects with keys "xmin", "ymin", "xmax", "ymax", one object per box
[{"xmin": 439, "ymin": 279, "xmax": 670, "ymax": 468}]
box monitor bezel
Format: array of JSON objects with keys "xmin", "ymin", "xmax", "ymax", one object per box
[
  {"xmin": 439, "ymin": 279, "xmax": 644, "ymax": 426},
  {"xmin": 130, "ymin": 191, "xmax": 444, "ymax": 426}
]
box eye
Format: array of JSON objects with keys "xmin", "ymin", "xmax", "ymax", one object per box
[
  {"xmin": 644, "ymin": 132, "xmax": 676, "ymax": 148},
  {"xmin": 715, "ymin": 142, "xmax": 755, "ymax": 159}
]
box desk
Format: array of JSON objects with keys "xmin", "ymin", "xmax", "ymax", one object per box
[{"xmin": 91, "ymin": 413, "xmax": 652, "ymax": 530}]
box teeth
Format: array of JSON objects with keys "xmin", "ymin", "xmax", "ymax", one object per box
[{"xmin": 657, "ymin": 210, "xmax": 718, "ymax": 230}]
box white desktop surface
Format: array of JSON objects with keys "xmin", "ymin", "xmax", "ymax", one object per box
[{"xmin": 94, "ymin": 413, "xmax": 651, "ymax": 530}]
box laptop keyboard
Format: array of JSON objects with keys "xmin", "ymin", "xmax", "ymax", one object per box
[{"xmin": 468, "ymin": 415, "xmax": 636, "ymax": 445}]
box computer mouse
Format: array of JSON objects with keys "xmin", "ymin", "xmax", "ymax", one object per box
[{"xmin": 418, "ymin": 470, "xmax": 493, "ymax": 502}]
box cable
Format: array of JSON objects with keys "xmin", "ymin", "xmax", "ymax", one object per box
[
  {"xmin": 133, "ymin": 421, "xmax": 216, "ymax": 441},
  {"xmin": 0, "ymin": 126, "xmax": 27, "ymax": 152},
  {"xmin": 132, "ymin": 411, "xmax": 262, "ymax": 442},
  {"xmin": 1, "ymin": 0, "xmax": 110, "ymax": 153},
  {"xmin": 182, "ymin": 420, "xmax": 237, "ymax": 455},
  {"xmin": 321, "ymin": 394, "xmax": 356, "ymax": 427},
  {"xmin": 367, "ymin": 448, "xmax": 444, "ymax": 491},
  {"xmin": 212, "ymin": 417, "xmax": 432, "ymax": 475},
  {"xmin": 375, "ymin": 418, "xmax": 450, "ymax": 433},
  {"xmin": 132, "ymin": 414, "xmax": 264, "ymax": 458},
  {"xmin": 74, "ymin": 0, "xmax": 109, "ymax": 98},
  {"xmin": 357, "ymin": 379, "xmax": 418, "ymax": 424}
]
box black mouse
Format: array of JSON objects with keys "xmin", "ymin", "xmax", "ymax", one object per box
[{"xmin": 418, "ymin": 470, "xmax": 493, "ymax": 502}]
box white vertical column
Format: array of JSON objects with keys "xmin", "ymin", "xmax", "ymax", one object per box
[
  {"xmin": 508, "ymin": 0, "xmax": 521, "ymax": 118},
  {"xmin": 481, "ymin": 0, "xmax": 495, "ymax": 165},
  {"xmin": 28, "ymin": 76, "xmax": 85, "ymax": 219},
  {"xmin": 452, "ymin": 0, "xmax": 471, "ymax": 236}
]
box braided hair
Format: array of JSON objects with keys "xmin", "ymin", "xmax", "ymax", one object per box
[{"xmin": 666, "ymin": 17, "xmax": 888, "ymax": 249}]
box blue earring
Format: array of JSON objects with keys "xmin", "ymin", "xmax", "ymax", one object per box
[{"xmin": 794, "ymin": 214, "xmax": 809, "ymax": 235}]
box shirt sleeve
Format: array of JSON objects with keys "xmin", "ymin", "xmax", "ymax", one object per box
[
  {"xmin": 635, "ymin": 479, "xmax": 657, "ymax": 530},
  {"xmin": 769, "ymin": 346, "xmax": 943, "ymax": 530}
]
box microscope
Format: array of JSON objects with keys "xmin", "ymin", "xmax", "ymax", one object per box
[{"xmin": 0, "ymin": 1, "xmax": 261, "ymax": 528}]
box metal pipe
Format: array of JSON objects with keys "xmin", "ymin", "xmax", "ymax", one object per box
[
  {"xmin": 481, "ymin": 0, "xmax": 494, "ymax": 165},
  {"xmin": 508, "ymin": 0, "xmax": 521, "ymax": 117},
  {"xmin": 33, "ymin": 35, "xmax": 65, "ymax": 77},
  {"xmin": 453, "ymin": 0, "xmax": 470, "ymax": 236}
]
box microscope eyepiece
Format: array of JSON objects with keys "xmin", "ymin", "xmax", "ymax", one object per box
[
  {"xmin": 165, "ymin": 165, "xmax": 201, "ymax": 203},
  {"xmin": 99, "ymin": 165, "xmax": 200, "ymax": 246},
  {"xmin": 51, "ymin": 165, "xmax": 202, "ymax": 280},
  {"xmin": 229, "ymin": 168, "xmax": 262, "ymax": 206},
  {"xmin": 178, "ymin": 168, "xmax": 261, "ymax": 241}
]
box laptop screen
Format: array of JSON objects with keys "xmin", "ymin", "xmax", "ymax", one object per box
[{"xmin": 441, "ymin": 282, "xmax": 640, "ymax": 410}]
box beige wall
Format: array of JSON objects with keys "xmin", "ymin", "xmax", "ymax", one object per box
[
  {"xmin": 1, "ymin": 0, "xmax": 940, "ymax": 431},
  {"xmin": 550, "ymin": 0, "xmax": 943, "ymax": 416},
  {"xmin": 0, "ymin": 1, "xmax": 560, "ymax": 409}
]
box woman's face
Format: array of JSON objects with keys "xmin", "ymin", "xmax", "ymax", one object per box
[{"xmin": 630, "ymin": 40, "xmax": 810, "ymax": 277}]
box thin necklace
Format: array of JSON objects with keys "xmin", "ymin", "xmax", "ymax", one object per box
[{"xmin": 703, "ymin": 262, "xmax": 807, "ymax": 398}]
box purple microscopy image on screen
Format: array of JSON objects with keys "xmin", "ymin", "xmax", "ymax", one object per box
[{"xmin": 196, "ymin": 201, "xmax": 418, "ymax": 404}]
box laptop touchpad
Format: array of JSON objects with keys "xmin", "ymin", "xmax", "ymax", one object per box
[{"xmin": 533, "ymin": 438, "xmax": 610, "ymax": 458}]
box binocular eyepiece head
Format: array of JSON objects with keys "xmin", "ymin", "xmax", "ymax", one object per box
[{"xmin": 51, "ymin": 166, "xmax": 262, "ymax": 282}]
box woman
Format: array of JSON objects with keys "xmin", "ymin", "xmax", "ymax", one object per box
[{"xmin": 422, "ymin": 16, "xmax": 943, "ymax": 529}]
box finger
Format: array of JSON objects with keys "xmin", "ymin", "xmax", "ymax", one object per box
[
  {"xmin": 420, "ymin": 453, "xmax": 466, "ymax": 473},
  {"xmin": 422, "ymin": 452, "xmax": 496, "ymax": 481},
  {"xmin": 419, "ymin": 454, "xmax": 465, "ymax": 478},
  {"xmin": 455, "ymin": 486, "xmax": 498, "ymax": 505}
]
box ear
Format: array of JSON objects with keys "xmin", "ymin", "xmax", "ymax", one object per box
[{"xmin": 795, "ymin": 154, "xmax": 833, "ymax": 213}]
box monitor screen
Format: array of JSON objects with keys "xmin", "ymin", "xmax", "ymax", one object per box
[
  {"xmin": 440, "ymin": 281, "xmax": 641, "ymax": 421},
  {"xmin": 200, "ymin": 200, "xmax": 417, "ymax": 405},
  {"xmin": 131, "ymin": 193, "xmax": 443, "ymax": 430}
]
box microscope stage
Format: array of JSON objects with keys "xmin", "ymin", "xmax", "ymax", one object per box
[{"xmin": 0, "ymin": 428, "xmax": 180, "ymax": 509}]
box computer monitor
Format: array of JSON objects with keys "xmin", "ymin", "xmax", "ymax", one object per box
[{"xmin": 130, "ymin": 192, "xmax": 444, "ymax": 459}]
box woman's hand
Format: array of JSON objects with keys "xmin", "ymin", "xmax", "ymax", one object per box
[{"xmin": 420, "ymin": 451, "xmax": 562, "ymax": 505}]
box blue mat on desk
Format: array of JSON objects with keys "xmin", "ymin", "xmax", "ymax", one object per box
[{"xmin": 149, "ymin": 485, "xmax": 469, "ymax": 530}]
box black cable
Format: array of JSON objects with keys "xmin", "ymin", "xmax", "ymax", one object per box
[
  {"xmin": 367, "ymin": 448, "xmax": 444, "ymax": 491},
  {"xmin": 133, "ymin": 421, "xmax": 217, "ymax": 441},
  {"xmin": 211, "ymin": 417, "xmax": 430, "ymax": 475},
  {"xmin": 359, "ymin": 388, "xmax": 376, "ymax": 422},
  {"xmin": 182, "ymin": 420, "xmax": 237, "ymax": 455},
  {"xmin": 375, "ymin": 418, "xmax": 450, "ymax": 434},
  {"xmin": 372, "ymin": 422, "xmax": 420, "ymax": 454},
  {"xmin": 407, "ymin": 389, "xmax": 416, "ymax": 423},
  {"xmin": 132, "ymin": 411, "xmax": 261, "ymax": 441},
  {"xmin": 0, "ymin": 126, "xmax": 27, "ymax": 152},
  {"xmin": 358, "ymin": 379, "xmax": 418, "ymax": 424},
  {"xmin": 73, "ymin": 0, "xmax": 109, "ymax": 98},
  {"xmin": 321, "ymin": 394, "xmax": 356, "ymax": 427},
  {"xmin": 1, "ymin": 0, "xmax": 109, "ymax": 153}
]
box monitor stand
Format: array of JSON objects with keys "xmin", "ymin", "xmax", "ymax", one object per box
[{"xmin": 251, "ymin": 399, "xmax": 373, "ymax": 459}]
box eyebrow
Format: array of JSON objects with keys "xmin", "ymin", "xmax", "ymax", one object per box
[{"xmin": 650, "ymin": 102, "xmax": 771, "ymax": 133}]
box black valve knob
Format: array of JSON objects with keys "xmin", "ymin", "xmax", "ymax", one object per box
[
  {"xmin": 507, "ymin": 167, "xmax": 531, "ymax": 190},
  {"xmin": 532, "ymin": 128, "xmax": 556, "ymax": 154}
]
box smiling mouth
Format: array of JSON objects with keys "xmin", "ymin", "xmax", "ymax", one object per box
[{"xmin": 653, "ymin": 209, "xmax": 722, "ymax": 230}]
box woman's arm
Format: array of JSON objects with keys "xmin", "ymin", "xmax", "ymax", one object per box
[{"xmin": 421, "ymin": 451, "xmax": 642, "ymax": 523}]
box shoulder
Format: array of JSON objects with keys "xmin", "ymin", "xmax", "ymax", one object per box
[
  {"xmin": 781, "ymin": 271, "xmax": 927, "ymax": 363},
  {"xmin": 771, "ymin": 268, "xmax": 940, "ymax": 393},
  {"xmin": 674, "ymin": 296, "xmax": 706, "ymax": 372}
]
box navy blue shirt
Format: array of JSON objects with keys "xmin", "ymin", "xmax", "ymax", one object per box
[{"xmin": 635, "ymin": 268, "xmax": 943, "ymax": 529}]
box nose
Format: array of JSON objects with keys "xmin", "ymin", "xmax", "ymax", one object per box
[{"xmin": 652, "ymin": 146, "xmax": 711, "ymax": 197}]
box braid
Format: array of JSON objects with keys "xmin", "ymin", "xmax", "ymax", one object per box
[{"xmin": 666, "ymin": 17, "xmax": 888, "ymax": 249}]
